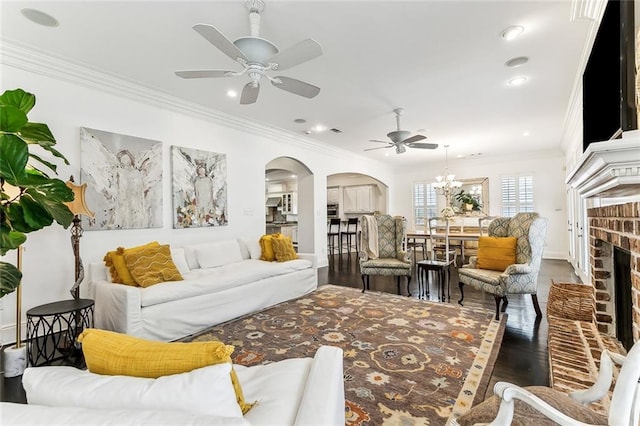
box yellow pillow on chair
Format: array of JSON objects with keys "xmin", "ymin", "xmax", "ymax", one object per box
[
  {"xmin": 78, "ymin": 329, "xmax": 254, "ymax": 414},
  {"xmin": 476, "ymin": 236, "xmax": 517, "ymax": 272}
]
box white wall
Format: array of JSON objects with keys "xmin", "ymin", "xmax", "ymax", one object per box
[
  {"xmin": 0, "ymin": 48, "xmax": 396, "ymax": 344},
  {"xmin": 391, "ymin": 150, "xmax": 569, "ymax": 260}
]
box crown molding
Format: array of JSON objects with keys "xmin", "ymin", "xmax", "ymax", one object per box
[{"xmin": 0, "ymin": 38, "xmax": 365, "ymax": 161}]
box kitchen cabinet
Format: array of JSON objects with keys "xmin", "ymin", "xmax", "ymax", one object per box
[
  {"xmin": 281, "ymin": 193, "xmax": 297, "ymax": 214},
  {"xmin": 280, "ymin": 225, "xmax": 298, "ymax": 245},
  {"xmin": 343, "ymin": 185, "xmax": 377, "ymax": 213},
  {"xmin": 327, "ymin": 187, "xmax": 339, "ymax": 204}
]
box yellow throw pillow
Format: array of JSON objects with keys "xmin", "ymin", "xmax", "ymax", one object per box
[
  {"xmin": 476, "ymin": 236, "xmax": 517, "ymax": 272},
  {"xmin": 123, "ymin": 244, "xmax": 183, "ymax": 287},
  {"xmin": 78, "ymin": 329, "xmax": 254, "ymax": 414},
  {"xmin": 103, "ymin": 241, "xmax": 160, "ymax": 286},
  {"xmin": 259, "ymin": 233, "xmax": 279, "ymax": 261},
  {"xmin": 272, "ymin": 235, "xmax": 298, "ymax": 262}
]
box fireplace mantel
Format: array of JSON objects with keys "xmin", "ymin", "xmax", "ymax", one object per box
[{"xmin": 566, "ymin": 134, "xmax": 640, "ymax": 199}]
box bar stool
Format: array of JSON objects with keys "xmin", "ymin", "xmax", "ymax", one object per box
[
  {"xmin": 327, "ymin": 218, "xmax": 341, "ymax": 257},
  {"xmin": 340, "ymin": 218, "xmax": 358, "ymax": 256}
]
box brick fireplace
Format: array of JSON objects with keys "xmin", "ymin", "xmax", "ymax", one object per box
[{"xmin": 588, "ymin": 202, "xmax": 640, "ymax": 346}]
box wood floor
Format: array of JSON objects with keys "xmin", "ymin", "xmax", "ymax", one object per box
[{"xmin": 319, "ymin": 251, "xmax": 581, "ymax": 393}]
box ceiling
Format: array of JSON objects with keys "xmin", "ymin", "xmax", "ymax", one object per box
[{"xmin": 1, "ymin": 1, "xmax": 595, "ymax": 167}]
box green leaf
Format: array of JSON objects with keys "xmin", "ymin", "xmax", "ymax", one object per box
[
  {"xmin": 28, "ymin": 152, "xmax": 57, "ymax": 174},
  {"xmin": 5, "ymin": 204, "xmax": 32, "ymax": 233},
  {"xmin": 0, "ymin": 261, "xmax": 22, "ymax": 298},
  {"xmin": 37, "ymin": 144, "xmax": 69, "ymax": 166},
  {"xmin": 19, "ymin": 174, "xmax": 74, "ymax": 202},
  {"xmin": 27, "ymin": 186, "xmax": 74, "ymax": 228},
  {"xmin": 18, "ymin": 122, "xmax": 55, "ymax": 144},
  {"xmin": 0, "ymin": 227, "xmax": 27, "ymax": 256},
  {"xmin": 0, "ymin": 105, "xmax": 28, "ymax": 132},
  {"xmin": 0, "ymin": 89, "xmax": 35, "ymax": 115},
  {"xmin": 0, "ymin": 134, "xmax": 29, "ymax": 182},
  {"xmin": 19, "ymin": 195, "xmax": 53, "ymax": 231}
]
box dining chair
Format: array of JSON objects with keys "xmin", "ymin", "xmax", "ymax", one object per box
[{"xmin": 427, "ymin": 217, "xmax": 459, "ymax": 264}]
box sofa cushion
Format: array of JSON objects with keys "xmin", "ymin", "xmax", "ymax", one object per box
[
  {"xmin": 0, "ymin": 402, "xmax": 250, "ymax": 426},
  {"xmin": 124, "ymin": 244, "xmax": 184, "ymax": 287},
  {"xmin": 22, "ymin": 364, "xmax": 242, "ymax": 418},
  {"xmin": 77, "ymin": 328, "xmax": 253, "ymax": 414},
  {"xmin": 236, "ymin": 357, "xmax": 313, "ymax": 426},
  {"xmin": 195, "ymin": 240, "xmax": 244, "ymax": 269},
  {"xmin": 239, "ymin": 238, "xmax": 262, "ymax": 260},
  {"xmin": 171, "ymin": 247, "xmax": 191, "ymax": 275},
  {"xmin": 139, "ymin": 259, "xmax": 313, "ymax": 308}
]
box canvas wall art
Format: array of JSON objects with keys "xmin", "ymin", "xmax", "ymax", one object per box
[
  {"xmin": 171, "ymin": 146, "xmax": 228, "ymax": 228},
  {"xmin": 80, "ymin": 127, "xmax": 163, "ymax": 230}
]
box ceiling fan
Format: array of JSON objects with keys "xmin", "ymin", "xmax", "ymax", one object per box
[
  {"xmin": 175, "ymin": 0, "xmax": 322, "ymax": 105},
  {"xmin": 365, "ymin": 108, "xmax": 438, "ymax": 154}
]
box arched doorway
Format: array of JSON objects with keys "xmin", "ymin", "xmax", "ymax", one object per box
[
  {"xmin": 265, "ymin": 157, "xmax": 314, "ymax": 253},
  {"xmin": 326, "ymin": 173, "xmax": 389, "ymax": 219}
]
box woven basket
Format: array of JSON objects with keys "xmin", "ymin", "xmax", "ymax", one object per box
[{"xmin": 546, "ymin": 280, "xmax": 595, "ymax": 322}]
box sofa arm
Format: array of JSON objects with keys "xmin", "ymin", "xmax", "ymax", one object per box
[
  {"xmin": 296, "ymin": 253, "xmax": 317, "ymax": 270},
  {"xmin": 294, "ymin": 346, "xmax": 345, "ymax": 426},
  {"xmin": 94, "ymin": 280, "xmax": 144, "ymax": 337},
  {"xmin": 503, "ymin": 263, "xmax": 532, "ymax": 275}
]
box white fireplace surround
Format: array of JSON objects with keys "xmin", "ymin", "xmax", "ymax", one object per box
[{"xmin": 566, "ymin": 131, "xmax": 640, "ymax": 200}]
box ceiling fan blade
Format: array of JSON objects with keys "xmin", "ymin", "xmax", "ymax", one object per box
[
  {"xmin": 268, "ymin": 39, "xmax": 322, "ymax": 71},
  {"xmin": 175, "ymin": 70, "xmax": 235, "ymax": 79},
  {"xmin": 401, "ymin": 134, "xmax": 427, "ymax": 144},
  {"xmin": 406, "ymin": 142, "xmax": 439, "ymax": 150},
  {"xmin": 368, "ymin": 139, "xmax": 391, "ymax": 144},
  {"xmin": 193, "ymin": 24, "xmax": 248, "ymax": 63},
  {"xmin": 364, "ymin": 146, "xmax": 392, "ymax": 152},
  {"xmin": 240, "ymin": 82, "xmax": 260, "ymax": 105},
  {"xmin": 271, "ymin": 76, "xmax": 320, "ymax": 98}
]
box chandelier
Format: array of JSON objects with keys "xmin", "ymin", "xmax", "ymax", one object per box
[{"xmin": 432, "ymin": 145, "xmax": 462, "ymax": 212}]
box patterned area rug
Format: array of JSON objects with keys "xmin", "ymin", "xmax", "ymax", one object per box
[{"xmin": 184, "ymin": 285, "xmax": 505, "ymax": 425}]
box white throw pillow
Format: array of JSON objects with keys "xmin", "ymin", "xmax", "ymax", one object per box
[
  {"xmin": 170, "ymin": 247, "xmax": 191, "ymax": 275},
  {"xmin": 195, "ymin": 240, "xmax": 244, "ymax": 269},
  {"xmin": 22, "ymin": 364, "xmax": 242, "ymax": 418},
  {"xmin": 244, "ymin": 238, "xmax": 263, "ymax": 260}
]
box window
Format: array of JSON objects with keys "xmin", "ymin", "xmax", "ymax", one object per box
[
  {"xmin": 501, "ymin": 175, "xmax": 534, "ymax": 216},
  {"xmin": 413, "ymin": 182, "xmax": 437, "ymax": 228}
]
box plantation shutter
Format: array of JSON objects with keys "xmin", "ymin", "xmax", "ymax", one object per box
[{"xmin": 501, "ymin": 175, "xmax": 533, "ymax": 216}]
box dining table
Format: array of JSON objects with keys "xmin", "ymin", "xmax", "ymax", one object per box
[{"xmin": 405, "ymin": 231, "xmax": 482, "ymax": 262}]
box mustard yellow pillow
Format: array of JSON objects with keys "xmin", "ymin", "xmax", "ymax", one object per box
[
  {"xmin": 259, "ymin": 233, "xmax": 279, "ymax": 261},
  {"xmin": 476, "ymin": 236, "xmax": 517, "ymax": 271},
  {"xmin": 272, "ymin": 235, "xmax": 298, "ymax": 262},
  {"xmin": 78, "ymin": 329, "xmax": 254, "ymax": 414},
  {"xmin": 123, "ymin": 244, "xmax": 183, "ymax": 287},
  {"xmin": 103, "ymin": 241, "xmax": 160, "ymax": 285}
]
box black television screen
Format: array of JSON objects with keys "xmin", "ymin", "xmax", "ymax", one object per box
[{"xmin": 583, "ymin": 0, "xmax": 636, "ymax": 151}]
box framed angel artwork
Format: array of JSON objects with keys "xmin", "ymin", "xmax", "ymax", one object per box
[
  {"xmin": 171, "ymin": 146, "xmax": 228, "ymax": 228},
  {"xmin": 80, "ymin": 127, "xmax": 163, "ymax": 230}
]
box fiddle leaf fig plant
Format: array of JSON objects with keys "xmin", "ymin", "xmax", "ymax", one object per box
[{"xmin": 0, "ymin": 88, "xmax": 74, "ymax": 297}]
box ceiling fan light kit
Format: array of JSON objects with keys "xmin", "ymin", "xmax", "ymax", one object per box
[
  {"xmin": 175, "ymin": 0, "xmax": 322, "ymax": 104},
  {"xmin": 365, "ymin": 108, "xmax": 438, "ymax": 154}
]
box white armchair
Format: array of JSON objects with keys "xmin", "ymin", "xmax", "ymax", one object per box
[{"xmin": 451, "ymin": 340, "xmax": 640, "ymax": 426}]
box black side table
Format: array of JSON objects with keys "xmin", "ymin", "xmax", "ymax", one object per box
[
  {"xmin": 26, "ymin": 299, "xmax": 94, "ymax": 367},
  {"xmin": 416, "ymin": 259, "xmax": 454, "ymax": 302}
]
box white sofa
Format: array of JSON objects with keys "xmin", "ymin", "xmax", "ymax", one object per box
[
  {"xmin": 88, "ymin": 238, "xmax": 317, "ymax": 341},
  {"xmin": 2, "ymin": 346, "xmax": 345, "ymax": 426}
]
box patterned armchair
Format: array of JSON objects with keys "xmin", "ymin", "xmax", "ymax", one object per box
[
  {"xmin": 458, "ymin": 213, "xmax": 548, "ymax": 320},
  {"xmin": 359, "ymin": 214, "xmax": 412, "ymax": 296}
]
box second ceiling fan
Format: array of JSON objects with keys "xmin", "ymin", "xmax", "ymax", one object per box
[{"xmin": 365, "ymin": 108, "xmax": 438, "ymax": 154}]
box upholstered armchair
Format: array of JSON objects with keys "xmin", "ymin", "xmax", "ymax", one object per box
[
  {"xmin": 451, "ymin": 340, "xmax": 640, "ymax": 425},
  {"xmin": 458, "ymin": 212, "xmax": 548, "ymax": 320},
  {"xmin": 359, "ymin": 214, "xmax": 412, "ymax": 296}
]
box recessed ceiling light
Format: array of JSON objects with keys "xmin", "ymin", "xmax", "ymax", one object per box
[
  {"xmin": 304, "ymin": 130, "xmax": 312, "ymax": 135},
  {"xmin": 384, "ymin": 153, "xmax": 390, "ymax": 157},
  {"xmin": 226, "ymin": 89, "xmax": 237, "ymax": 98},
  {"xmin": 501, "ymin": 25, "xmax": 524, "ymax": 41},
  {"xmin": 313, "ymin": 124, "xmax": 326, "ymax": 132},
  {"xmin": 508, "ymin": 76, "xmax": 528, "ymax": 86},
  {"xmin": 21, "ymin": 8, "xmax": 59, "ymax": 27},
  {"xmin": 294, "ymin": 118, "xmax": 306, "ymax": 124},
  {"xmin": 505, "ymin": 56, "xmax": 529, "ymax": 68},
  {"xmin": 290, "ymin": 174, "xmax": 296, "ymax": 178},
  {"xmin": 523, "ymin": 131, "xmax": 530, "ymax": 136},
  {"xmin": 265, "ymin": 178, "xmax": 270, "ymax": 181}
]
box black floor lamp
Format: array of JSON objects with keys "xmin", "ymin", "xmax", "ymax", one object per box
[{"xmin": 64, "ymin": 177, "xmax": 95, "ymax": 299}]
